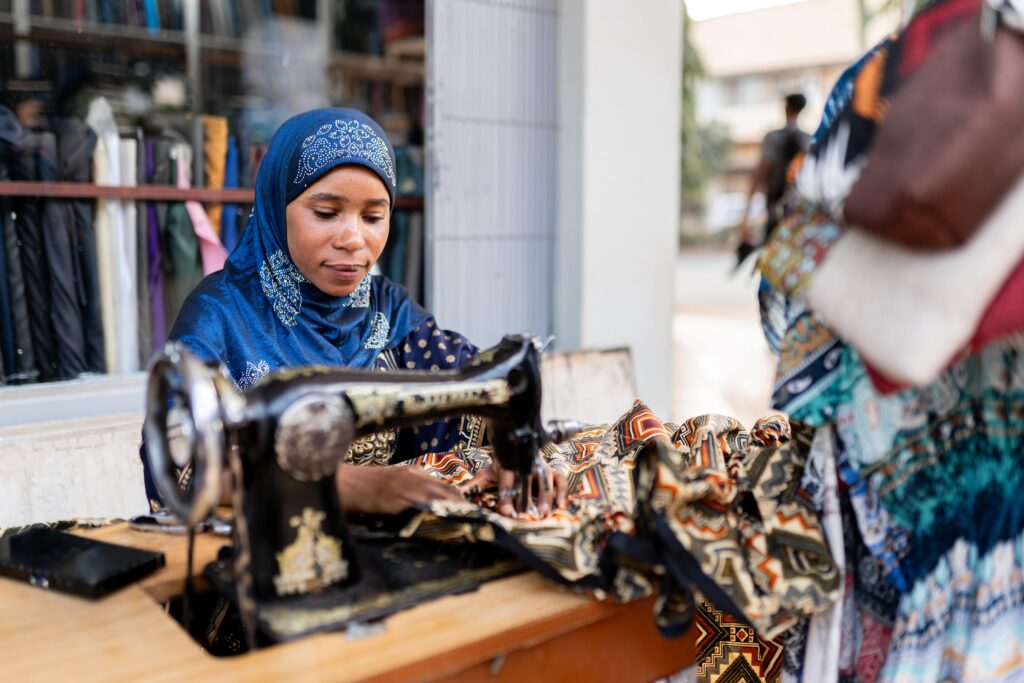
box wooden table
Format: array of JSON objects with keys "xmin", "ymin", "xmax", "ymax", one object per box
[{"xmin": 0, "ymin": 525, "xmax": 695, "ymax": 682}]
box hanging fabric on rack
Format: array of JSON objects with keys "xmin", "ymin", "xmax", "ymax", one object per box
[
  {"xmin": 0, "ymin": 106, "xmax": 35, "ymax": 383},
  {"xmin": 0, "ymin": 204, "xmax": 14, "ymax": 383},
  {"xmin": 116, "ymin": 133, "xmax": 140, "ymax": 373},
  {"xmin": 152, "ymin": 137, "xmax": 179, "ymax": 337},
  {"xmin": 202, "ymin": 115, "xmax": 228, "ymax": 235},
  {"xmin": 152, "ymin": 137, "xmax": 175, "ymax": 231},
  {"xmin": 175, "ymin": 144, "xmax": 227, "ymax": 275},
  {"xmin": 249, "ymin": 143, "xmax": 268, "ymax": 186},
  {"xmin": 125, "ymin": 128, "xmax": 151, "ymax": 369},
  {"xmin": 87, "ymin": 97, "xmax": 125, "ymax": 375},
  {"xmin": 162, "ymin": 143, "xmax": 203, "ymax": 330},
  {"xmin": 54, "ymin": 116, "xmax": 104, "ymax": 374},
  {"xmin": 0, "ymin": 200, "xmax": 13, "ymax": 384},
  {"xmin": 38, "ymin": 130, "xmax": 87, "ymax": 379},
  {"xmin": 10, "ymin": 130, "xmax": 57, "ymax": 381},
  {"xmin": 220, "ymin": 135, "xmax": 240, "ymax": 252},
  {"xmin": 144, "ymin": 141, "xmax": 166, "ymax": 353}
]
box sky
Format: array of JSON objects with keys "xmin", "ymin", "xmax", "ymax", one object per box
[{"xmin": 686, "ymin": 0, "xmax": 814, "ymax": 21}]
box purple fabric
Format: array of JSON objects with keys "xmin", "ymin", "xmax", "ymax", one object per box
[{"xmin": 145, "ymin": 142, "xmax": 166, "ymax": 351}]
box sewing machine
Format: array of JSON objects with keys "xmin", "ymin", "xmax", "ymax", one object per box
[{"xmin": 143, "ymin": 334, "xmax": 582, "ymax": 647}]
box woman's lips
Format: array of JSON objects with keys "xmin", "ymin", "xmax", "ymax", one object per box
[{"xmin": 323, "ymin": 263, "xmax": 365, "ymax": 283}]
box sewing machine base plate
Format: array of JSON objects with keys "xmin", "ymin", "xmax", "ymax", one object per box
[{"xmin": 204, "ymin": 527, "xmax": 523, "ymax": 645}]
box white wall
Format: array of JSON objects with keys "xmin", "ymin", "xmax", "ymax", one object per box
[
  {"xmin": 556, "ymin": 0, "xmax": 682, "ymax": 415},
  {"xmin": 427, "ymin": 0, "xmax": 558, "ymax": 348},
  {"xmin": 0, "ymin": 413, "xmax": 148, "ymax": 528}
]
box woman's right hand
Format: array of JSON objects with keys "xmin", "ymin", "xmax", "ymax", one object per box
[{"xmin": 335, "ymin": 463, "xmax": 462, "ymax": 515}]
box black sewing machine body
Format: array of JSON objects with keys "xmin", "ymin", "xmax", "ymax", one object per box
[{"xmin": 144, "ymin": 335, "xmax": 578, "ymax": 645}]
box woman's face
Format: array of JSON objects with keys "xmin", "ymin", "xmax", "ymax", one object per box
[{"xmin": 286, "ymin": 164, "xmax": 390, "ymax": 297}]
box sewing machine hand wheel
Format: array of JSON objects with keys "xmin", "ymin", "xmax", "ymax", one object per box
[{"xmin": 144, "ymin": 343, "xmax": 227, "ymax": 526}]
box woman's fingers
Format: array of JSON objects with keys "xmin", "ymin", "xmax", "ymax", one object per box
[
  {"xmin": 553, "ymin": 470, "xmax": 568, "ymax": 509},
  {"xmin": 337, "ymin": 459, "xmax": 570, "ymax": 519},
  {"xmin": 495, "ymin": 467, "xmax": 518, "ymax": 518},
  {"xmin": 457, "ymin": 467, "xmax": 496, "ymax": 497}
]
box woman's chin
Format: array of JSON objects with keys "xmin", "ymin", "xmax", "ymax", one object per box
[
  {"xmin": 314, "ymin": 269, "xmax": 366, "ymax": 298},
  {"xmin": 317, "ymin": 282, "xmax": 359, "ymax": 298}
]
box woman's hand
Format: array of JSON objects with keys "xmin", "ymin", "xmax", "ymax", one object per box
[
  {"xmin": 491, "ymin": 459, "xmax": 568, "ymax": 518},
  {"xmin": 335, "ymin": 463, "xmax": 462, "ymax": 515}
]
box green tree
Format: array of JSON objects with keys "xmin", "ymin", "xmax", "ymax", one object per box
[{"xmin": 680, "ymin": 7, "xmax": 730, "ymax": 217}]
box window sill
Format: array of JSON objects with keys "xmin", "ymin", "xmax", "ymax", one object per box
[{"xmin": 0, "ymin": 373, "xmax": 146, "ymax": 428}]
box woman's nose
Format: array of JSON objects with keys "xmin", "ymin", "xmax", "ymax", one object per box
[{"xmin": 331, "ymin": 216, "xmax": 364, "ymax": 251}]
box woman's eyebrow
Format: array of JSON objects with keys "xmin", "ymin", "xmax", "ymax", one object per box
[
  {"xmin": 306, "ymin": 193, "xmax": 388, "ymax": 207},
  {"xmin": 307, "ymin": 192, "xmax": 346, "ymax": 202}
]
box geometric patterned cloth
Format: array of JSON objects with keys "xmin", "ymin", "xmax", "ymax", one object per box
[
  {"xmin": 402, "ymin": 402, "xmax": 840, "ymax": 651},
  {"xmin": 695, "ymin": 599, "xmax": 785, "ymax": 683}
]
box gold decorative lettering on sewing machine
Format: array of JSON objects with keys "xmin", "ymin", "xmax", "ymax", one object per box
[
  {"xmin": 346, "ymin": 379, "xmax": 512, "ymax": 428},
  {"xmin": 273, "ymin": 508, "xmax": 349, "ymax": 596},
  {"xmin": 144, "ymin": 333, "xmax": 585, "ymax": 645}
]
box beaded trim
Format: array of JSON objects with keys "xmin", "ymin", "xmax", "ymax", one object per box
[
  {"xmin": 294, "ymin": 119, "xmax": 396, "ymax": 190},
  {"xmin": 343, "ymin": 275, "xmax": 371, "ymax": 308},
  {"xmin": 364, "ymin": 312, "xmax": 390, "ymax": 349},
  {"xmin": 260, "ymin": 250, "xmax": 307, "ymax": 326}
]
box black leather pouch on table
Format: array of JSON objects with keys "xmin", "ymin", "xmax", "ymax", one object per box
[{"xmin": 0, "ymin": 526, "xmax": 165, "ymax": 599}]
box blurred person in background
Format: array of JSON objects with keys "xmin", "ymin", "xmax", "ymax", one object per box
[{"xmin": 736, "ymin": 93, "xmax": 809, "ymax": 255}]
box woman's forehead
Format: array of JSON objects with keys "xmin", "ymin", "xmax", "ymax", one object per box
[{"xmin": 297, "ymin": 164, "xmax": 390, "ymax": 202}]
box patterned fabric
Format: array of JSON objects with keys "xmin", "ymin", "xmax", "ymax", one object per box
[
  {"xmin": 293, "ymin": 118, "xmax": 397, "ymax": 193},
  {"xmin": 402, "ymin": 403, "xmax": 839, "ymax": 650},
  {"xmin": 759, "ymin": 205, "xmax": 843, "ymax": 297},
  {"xmin": 696, "ymin": 600, "xmax": 785, "ymax": 683},
  {"xmin": 837, "ymin": 481, "xmax": 897, "ymax": 683},
  {"xmin": 356, "ymin": 318, "xmax": 483, "ymax": 466},
  {"xmin": 753, "ymin": 1, "xmax": 1024, "ymax": 679},
  {"xmin": 780, "ymin": 619, "xmax": 809, "ymax": 683}
]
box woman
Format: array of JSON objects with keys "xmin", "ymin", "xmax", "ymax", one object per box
[{"xmin": 142, "ymin": 108, "xmax": 565, "ymax": 516}]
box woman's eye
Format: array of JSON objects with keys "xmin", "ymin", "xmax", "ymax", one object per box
[
  {"xmin": 312, "ymin": 209, "xmax": 336, "ymax": 220},
  {"xmin": 364, "ymin": 215, "xmax": 386, "ymax": 224}
]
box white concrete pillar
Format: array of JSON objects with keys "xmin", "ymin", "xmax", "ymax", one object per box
[{"xmin": 556, "ymin": 0, "xmax": 682, "ymax": 415}]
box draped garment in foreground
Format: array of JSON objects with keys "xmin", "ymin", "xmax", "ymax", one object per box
[
  {"xmin": 755, "ymin": 1, "xmax": 1024, "ymax": 680},
  {"xmin": 400, "ymin": 402, "xmax": 839, "ymax": 680}
]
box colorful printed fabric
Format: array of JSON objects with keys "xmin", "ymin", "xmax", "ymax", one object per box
[
  {"xmin": 837, "ymin": 481, "xmax": 898, "ymax": 683},
  {"xmin": 402, "ymin": 403, "xmax": 840, "ymax": 647},
  {"xmin": 758, "ymin": 205, "xmax": 843, "ymax": 298},
  {"xmin": 696, "ymin": 599, "xmax": 786, "ymax": 683},
  {"xmin": 754, "ymin": 1, "xmax": 1024, "ymax": 679}
]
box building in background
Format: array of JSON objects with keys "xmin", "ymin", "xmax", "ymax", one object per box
[{"xmin": 690, "ymin": 0, "xmax": 898, "ymax": 233}]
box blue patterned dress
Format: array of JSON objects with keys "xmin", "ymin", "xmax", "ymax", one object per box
[{"xmin": 756, "ymin": 2, "xmax": 1024, "ymax": 679}]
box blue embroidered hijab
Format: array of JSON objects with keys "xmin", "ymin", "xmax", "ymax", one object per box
[{"xmin": 168, "ymin": 108, "xmax": 429, "ymax": 387}]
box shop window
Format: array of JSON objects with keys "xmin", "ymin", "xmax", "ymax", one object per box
[{"xmin": 0, "ymin": 0, "xmax": 426, "ymax": 402}]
